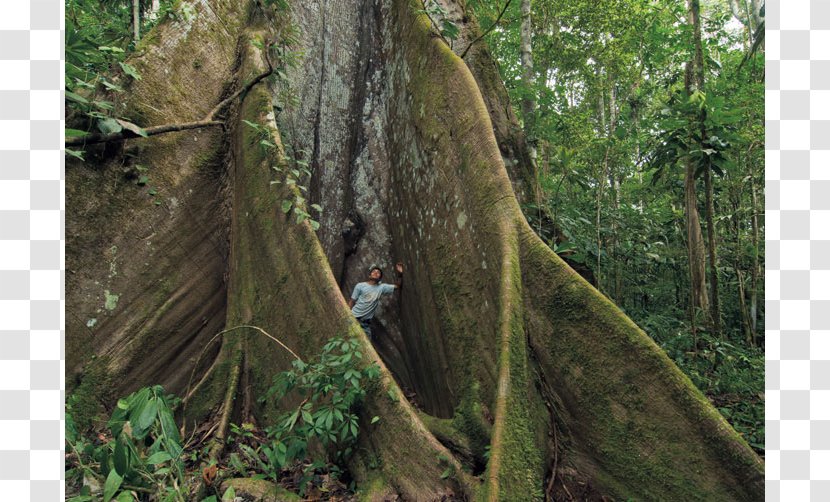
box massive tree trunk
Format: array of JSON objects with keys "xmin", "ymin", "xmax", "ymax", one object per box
[{"xmin": 66, "ymin": 0, "xmax": 763, "ymax": 500}]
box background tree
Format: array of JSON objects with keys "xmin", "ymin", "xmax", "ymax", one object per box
[{"xmin": 472, "ymin": 0, "xmax": 764, "ymax": 454}]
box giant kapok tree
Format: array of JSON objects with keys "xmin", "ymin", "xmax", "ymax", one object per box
[{"xmin": 66, "ymin": 0, "xmax": 764, "ymax": 499}]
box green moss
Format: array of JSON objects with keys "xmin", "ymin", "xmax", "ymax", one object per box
[
  {"xmin": 221, "ymin": 478, "xmax": 301, "ymax": 501},
  {"xmin": 67, "ymin": 356, "xmax": 114, "ymax": 432},
  {"xmin": 356, "ymin": 473, "xmax": 392, "ymax": 502},
  {"xmin": 184, "ymin": 357, "xmax": 232, "ymax": 423},
  {"xmin": 450, "ymin": 382, "xmax": 491, "ymax": 460},
  {"xmin": 518, "ymin": 232, "xmax": 763, "ymax": 500}
]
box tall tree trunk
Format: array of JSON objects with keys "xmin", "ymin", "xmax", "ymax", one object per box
[
  {"xmin": 704, "ymin": 166, "xmax": 722, "ymax": 335},
  {"xmin": 748, "ymin": 145, "xmax": 760, "ymax": 343},
  {"xmin": 596, "ymin": 68, "xmax": 607, "ymax": 293},
  {"xmin": 520, "ymin": 0, "xmax": 535, "ymax": 163},
  {"xmin": 66, "ymin": 0, "xmax": 763, "ymax": 499},
  {"xmin": 519, "ymin": 0, "xmax": 545, "ymax": 235},
  {"xmin": 148, "ymin": 0, "xmax": 161, "ymax": 21},
  {"xmin": 685, "ymin": 0, "xmax": 710, "ymax": 337},
  {"xmin": 608, "ymin": 81, "xmax": 620, "ymax": 302},
  {"xmin": 132, "ymin": 0, "xmax": 140, "ymax": 42},
  {"xmin": 692, "ymin": 0, "xmax": 721, "ymax": 336}
]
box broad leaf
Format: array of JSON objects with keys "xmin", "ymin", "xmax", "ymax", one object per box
[
  {"xmin": 118, "ymin": 62, "xmax": 141, "ymax": 81},
  {"xmin": 97, "ymin": 118, "xmax": 122, "ymax": 135},
  {"xmin": 103, "ymin": 469, "xmax": 123, "ymax": 502}
]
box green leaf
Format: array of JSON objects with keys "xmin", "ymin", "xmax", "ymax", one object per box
[
  {"xmin": 113, "ymin": 436, "xmax": 130, "ymax": 475},
  {"xmin": 441, "ymin": 22, "xmax": 460, "ymax": 40},
  {"xmin": 97, "ymin": 118, "xmax": 122, "ymax": 135},
  {"xmin": 103, "ymin": 469, "xmax": 123, "ymax": 502},
  {"xmin": 137, "ymin": 175, "xmax": 149, "ymax": 186},
  {"xmin": 98, "ymin": 46, "xmax": 125, "ymax": 53},
  {"xmin": 65, "ymin": 149, "xmax": 85, "ymax": 161},
  {"xmin": 370, "ymin": 416, "xmax": 380, "ymax": 424},
  {"xmin": 146, "ymin": 451, "xmax": 173, "ymax": 465},
  {"xmin": 201, "ymin": 497, "xmax": 217, "ymax": 502},
  {"xmin": 286, "ymin": 410, "xmax": 300, "ymax": 430},
  {"xmin": 281, "ymin": 200, "xmax": 292, "ymax": 213},
  {"xmin": 93, "ymin": 100, "xmax": 114, "ymax": 111},
  {"xmin": 229, "ymin": 453, "xmax": 246, "ymax": 474},
  {"xmin": 66, "ymin": 91, "xmax": 89, "ymax": 104},
  {"xmin": 310, "ymin": 220, "xmax": 320, "ymax": 231},
  {"xmin": 310, "ymin": 204, "xmax": 323, "ymax": 212},
  {"xmin": 115, "ymin": 493, "xmax": 133, "ymax": 502},
  {"xmin": 148, "ymin": 188, "xmax": 157, "ymax": 196},
  {"xmin": 221, "ymin": 486, "xmax": 236, "ymax": 501},
  {"xmin": 101, "ymin": 80, "xmax": 124, "ymax": 92},
  {"xmin": 440, "ymin": 467, "xmax": 452, "ymax": 479},
  {"xmin": 118, "ymin": 62, "xmax": 142, "ymax": 81},
  {"xmin": 134, "ymin": 397, "xmax": 158, "ymax": 436}
]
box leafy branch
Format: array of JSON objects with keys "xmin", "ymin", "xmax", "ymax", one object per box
[
  {"xmin": 418, "ymin": 0, "xmax": 460, "ymax": 47},
  {"xmin": 66, "ymin": 40, "xmax": 278, "ymax": 147}
]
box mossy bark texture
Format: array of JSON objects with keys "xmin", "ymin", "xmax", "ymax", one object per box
[{"xmin": 68, "ymin": 0, "xmax": 763, "ymax": 500}]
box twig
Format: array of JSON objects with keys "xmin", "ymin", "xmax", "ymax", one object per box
[
  {"xmin": 460, "ymin": 0, "xmax": 512, "ymax": 59},
  {"xmin": 419, "ymin": 0, "xmax": 452, "ymax": 48},
  {"xmin": 66, "ymin": 120, "xmax": 225, "ymax": 146},
  {"xmin": 545, "ymin": 421, "xmax": 559, "ymax": 501},
  {"xmin": 180, "ymin": 324, "xmax": 302, "ymax": 438},
  {"xmin": 122, "ymin": 484, "xmax": 155, "ymax": 494},
  {"xmin": 67, "ymin": 40, "xmax": 276, "ymax": 147}
]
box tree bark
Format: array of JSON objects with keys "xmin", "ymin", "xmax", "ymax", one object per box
[
  {"xmin": 684, "ymin": 0, "xmax": 710, "ymax": 336},
  {"xmin": 749, "ymin": 144, "xmax": 760, "ymax": 344},
  {"xmin": 520, "ymin": 0, "xmax": 535, "ymax": 164},
  {"xmin": 66, "ymin": 0, "xmax": 763, "ymax": 499},
  {"xmin": 132, "ymin": 0, "xmax": 140, "ymax": 42},
  {"xmin": 691, "ymin": 0, "xmax": 722, "ymax": 336}
]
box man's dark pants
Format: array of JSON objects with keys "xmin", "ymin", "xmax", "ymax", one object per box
[{"xmin": 357, "ymin": 316, "xmax": 372, "ymax": 338}]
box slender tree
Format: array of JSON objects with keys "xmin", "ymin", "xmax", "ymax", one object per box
[{"xmin": 684, "ymin": 0, "xmax": 710, "ymax": 338}]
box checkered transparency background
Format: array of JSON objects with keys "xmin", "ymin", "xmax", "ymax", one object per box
[
  {"xmin": 0, "ymin": 0, "xmax": 65, "ymax": 499},
  {"xmin": 0, "ymin": 0, "xmax": 816, "ymax": 500}
]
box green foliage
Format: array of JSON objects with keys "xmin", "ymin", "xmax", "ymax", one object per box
[
  {"xmin": 242, "ymin": 119, "xmax": 325, "ymax": 231},
  {"xmin": 65, "ymin": 0, "xmax": 169, "ymax": 151},
  {"xmin": 66, "ymin": 385, "xmax": 187, "ymax": 501},
  {"xmin": 418, "ymin": 0, "xmax": 460, "ymax": 44},
  {"xmin": 262, "ymin": 337, "xmax": 380, "ymax": 468},
  {"xmin": 223, "ymin": 337, "xmax": 378, "ymax": 496},
  {"xmin": 475, "ymin": 0, "xmax": 764, "ymax": 454}
]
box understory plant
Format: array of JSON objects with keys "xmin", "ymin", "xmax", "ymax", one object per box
[
  {"xmin": 228, "ymin": 336, "xmax": 381, "ymax": 494},
  {"xmin": 66, "ymin": 385, "xmax": 186, "ymax": 502}
]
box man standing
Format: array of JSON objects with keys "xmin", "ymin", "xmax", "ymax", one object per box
[{"xmin": 348, "ymin": 263, "xmax": 403, "ymax": 338}]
